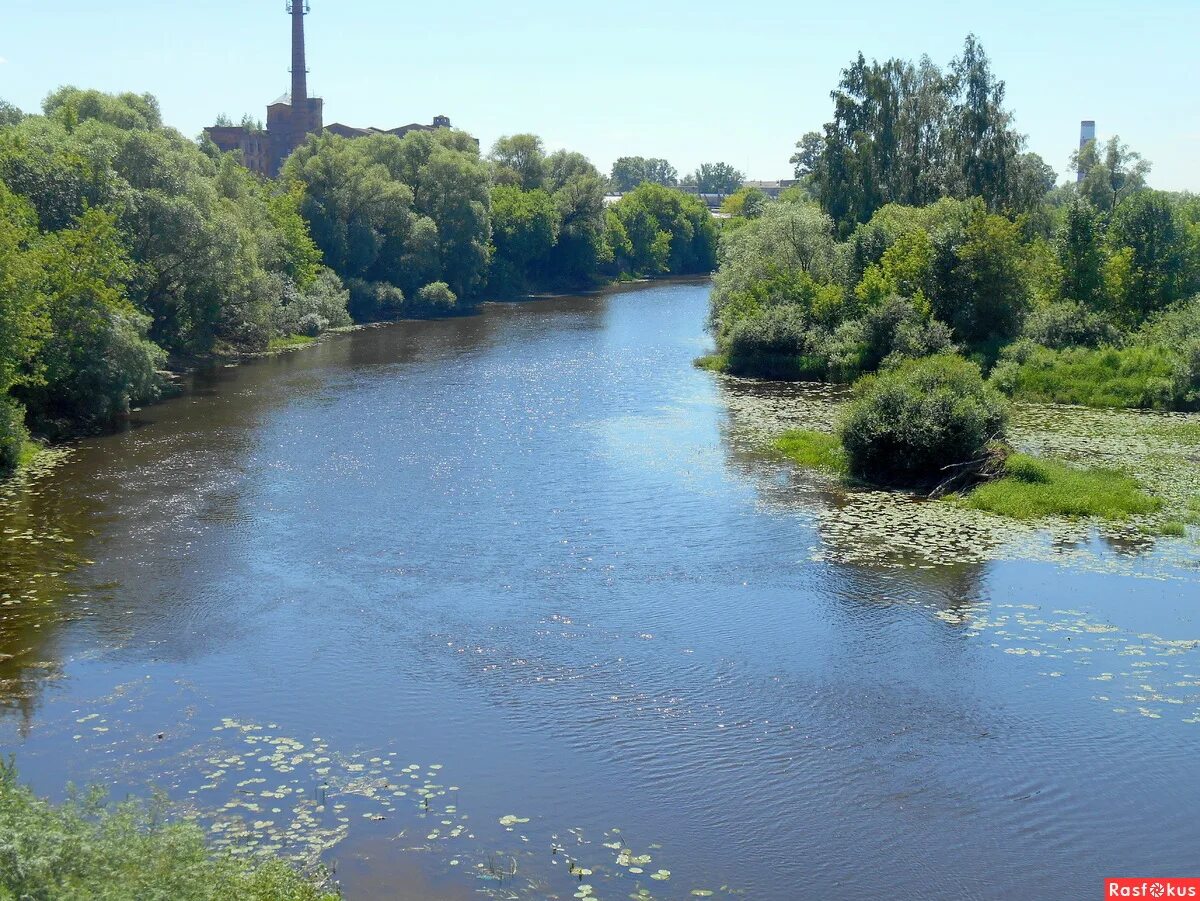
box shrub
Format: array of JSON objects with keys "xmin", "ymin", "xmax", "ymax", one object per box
[
  {"xmin": 277, "ymin": 269, "xmax": 352, "ymax": 338},
  {"xmin": 839, "ymin": 354, "xmax": 1009, "ymax": 486},
  {"xmin": 0, "ymin": 397, "xmax": 29, "ymax": 473},
  {"xmin": 856, "ymin": 297, "xmax": 956, "ymax": 371},
  {"xmin": 346, "ymin": 279, "xmax": 404, "ymax": 322},
  {"xmin": 1023, "ymin": 300, "xmax": 1120, "ymax": 349},
  {"xmin": 724, "ymin": 305, "xmax": 816, "ymax": 379},
  {"xmin": 415, "ymin": 281, "xmax": 458, "ymax": 314},
  {"xmin": 964, "ymin": 453, "xmax": 1163, "ymax": 521},
  {"xmin": 0, "ymin": 759, "xmax": 338, "ymax": 900}
]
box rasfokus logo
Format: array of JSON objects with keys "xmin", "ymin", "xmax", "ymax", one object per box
[{"xmin": 1106, "ymin": 879, "xmax": 1200, "ymax": 898}]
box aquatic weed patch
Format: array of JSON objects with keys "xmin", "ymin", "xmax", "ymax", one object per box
[
  {"xmin": 48, "ymin": 708, "xmax": 735, "ymax": 901},
  {"xmin": 925, "ymin": 601, "xmax": 1200, "ymax": 724}
]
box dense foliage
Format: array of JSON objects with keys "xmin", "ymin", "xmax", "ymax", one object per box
[
  {"xmin": 793, "ymin": 35, "xmax": 1055, "ymax": 237},
  {"xmin": 0, "ymin": 759, "xmax": 337, "ymax": 901},
  {"xmin": 710, "ymin": 73, "xmax": 1200, "ymax": 424},
  {"xmin": 0, "ymin": 93, "xmax": 716, "ymax": 471},
  {"xmin": 839, "ymin": 354, "xmax": 1009, "ymax": 486}
]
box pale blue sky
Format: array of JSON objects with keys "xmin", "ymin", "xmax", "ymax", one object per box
[{"xmin": 2, "ymin": 0, "xmax": 1197, "ymax": 190}]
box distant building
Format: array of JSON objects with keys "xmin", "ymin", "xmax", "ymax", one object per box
[
  {"xmin": 204, "ymin": 4, "xmax": 461, "ymax": 177},
  {"xmin": 1078, "ymin": 120, "xmax": 1097, "ymax": 182}
]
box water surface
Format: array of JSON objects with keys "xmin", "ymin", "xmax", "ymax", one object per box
[{"xmin": 1, "ymin": 281, "xmax": 1198, "ymax": 900}]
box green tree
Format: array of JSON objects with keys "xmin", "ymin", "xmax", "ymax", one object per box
[
  {"xmin": 16, "ymin": 208, "xmax": 164, "ymax": 433},
  {"xmin": 0, "ymin": 184, "xmax": 44, "ymax": 468},
  {"xmin": 721, "ymin": 187, "xmax": 769, "ymax": 219},
  {"xmin": 0, "ymin": 99, "xmax": 23, "ymax": 128},
  {"xmin": 609, "ymin": 157, "xmax": 678, "ymax": 192},
  {"xmin": 1107, "ymin": 190, "xmax": 1190, "ymax": 322},
  {"xmin": 1055, "ymin": 199, "xmax": 1107, "ymax": 310},
  {"xmin": 489, "ymin": 134, "xmax": 547, "ymax": 190},
  {"xmin": 1073, "ymin": 136, "xmax": 1151, "ymax": 214},
  {"xmin": 489, "ymin": 185, "xmax": 559, "ymax": 293},
  {"xmin": 691, "ymin": 162, "xmax": 744, "ymax": 196}
]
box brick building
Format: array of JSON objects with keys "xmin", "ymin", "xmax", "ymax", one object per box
[{"xmin": 205, "ymin": 3, "xmax": 457, "ymax": 177}]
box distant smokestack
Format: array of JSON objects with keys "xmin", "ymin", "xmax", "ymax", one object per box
[
  {"xmin": 289, "ymin": 1, "xmax": 308, "ymax": 104},
  {"xmin": 1077, "ymin": 120, "xmax": 1096, "ymax": 182}
]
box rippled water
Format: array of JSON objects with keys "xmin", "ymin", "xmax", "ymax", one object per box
[{"xmin": 1, "ymin": 281, "xmax": 1198, "ymax": 900}]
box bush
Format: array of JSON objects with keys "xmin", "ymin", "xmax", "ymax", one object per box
[
  {"xmin": 856, "ymin": 297, "xmax": 956, "ymax": 371},
  {"xmin": 0, "ymin": 759, "xmax": 337, "ymax": 900},
  {"xmin": 277, "ymin": 269, "xmax": 352, "ymax": 338},
  {"xmin": 724, "ymin": 305, "xmax": 818, "ymax": 380},
  {"xmin": 1023, "ymin": 300, "xmax": 1120, "ymax": 349},
  {"xmin": 839, "ymin": 354, "xmax": 1009, "ymax": 486},
  {"xmin": 415, "ymin": 281, "xmax": 458, "ymax": 314},
  {"xmin": 990, "ymin": 343, "xmax": 1183, "ymax": 410},
  {"xmin": 346, "ymin": 279, "xmax": 404, "ymax": 322},
  {"xmin": 0, "ymin": 397, "xmax": 29, "ymax": 473},
  {"xmin": 18, "ymin": 309, "xmax": 165, "ymax": 437}
]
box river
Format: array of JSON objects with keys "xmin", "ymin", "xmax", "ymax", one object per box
[{"xmin": 1, "ymin": 280, "xmax": 1198, "ymax": 900}]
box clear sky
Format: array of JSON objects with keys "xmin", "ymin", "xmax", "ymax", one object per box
[{"xmin": 2, "ymin": 0, "xmax": 1197, "ymax": 191}]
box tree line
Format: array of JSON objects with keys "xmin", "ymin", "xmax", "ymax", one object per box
[
  {"xmin": 707, "ymin": 36, "xmax": 1200, "ymax": 420},
  {"xmin": 0, "ymin": 89, "xmax": 720, "ymax": 471}
]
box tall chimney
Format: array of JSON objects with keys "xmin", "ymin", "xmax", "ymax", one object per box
[
  {"xmin": 1077, "ymin": 120, "xmax": 1096, "ymax": 182},
  {"xmin": 290, "ymin": 1, "xmax": 308, "ymax": 104}
]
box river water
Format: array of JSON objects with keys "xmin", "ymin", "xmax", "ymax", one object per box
[{"xmin": 1, "ymin": 281, "xmax": 1198, "ymax": 900}]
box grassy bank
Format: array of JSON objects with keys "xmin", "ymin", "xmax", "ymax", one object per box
[
  {"xmin": 773, "ymin": 430, "xmax": 848, "ymax": 475},
  {"xmin": 960, "ymin": 454, "xmax": 1163, "ymax": 521},
  {"xmin": 265, "ymin": 334, "xmax": 318, "ymax": 353},
  {"xmin": 992, "ymin": 345, "xmax": 1187, "ymax": 410},
  {"xmin": 0, "ymin": 760, "xmax": 337, "ymax": 900}
]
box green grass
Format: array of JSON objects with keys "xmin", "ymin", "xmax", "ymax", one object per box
[
  {"xmin": 1001, "ymin": 345, "xmax": 1180, "ymax": 410},
  {"xmin": 693, "ymin": 353, "xmax": 729, "ymax": 373},
  {"xmin": 266, "ymin": 334, "xmax": 317, "ymax": 352},
  {"xmin": 772, "ymin": 430, "xmax": 848, "ymax": 475},
  {"xmin": 963, "ymin": 453, "xmax": 1164, "ymax": 521},
  {"xmin": 0, "ymin": 759, "xmax": 337, "ymax": 900},
  {"xmin": 16, "ymin": 440, "xmax": 42, "ymax": 469}
]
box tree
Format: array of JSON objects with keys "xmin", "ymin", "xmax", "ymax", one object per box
[
  {"xmin": 16, "ymin": 208, "xmax": 163, "ymax": 433},
  {"xmin": 1056, "ymin": 200, "xmax": 1106, "ymax": 310},
  {"xmin": 43, "ymin": 86, "xmax": 162, "ymax": 131},
  {"xmin": 802, "ymin": 36, "xmax": 1025, "ymax": 235},
  {"xmin": 1073, "ymin": 136, "xmax": 1151, "ymax": 214},
  {"xmin": 1107, "ymin": 191, "xmax": 1190, "ymax": 322},
  {"xmin": 611, "ymin": 184, "xmax": 717, "ymax": 277},
  {"xmin": 489, "ymin": 185, "xmax": 559, "ymax": 292},
  {"xmin": 0, "ymin": 99, "xmax": 23, "ymax": 128},
  {"xmin": 710, "ymin": 201, "xmax": 839, "ymax": 328},
  {"xmin": 0, "ymin": 184, "xmax": 43, "ymax": 468},
  {"xmin": 721, "ymin": 187, "xmax": 768, "ymax": 219},
  {"xmin": 930, "ymin": 205, "xmax": 1028, "ymax": 347},
  {"xmin": 609, "ymin": 157, "xmax": 678, "ymax": 192},
  {"xmin": 489, "ymin": 134, "xmax": 546, "ymax": 190},
  {"xmin": 691, "ymin": 162, "xmax": 744, "ymax": 196}
]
